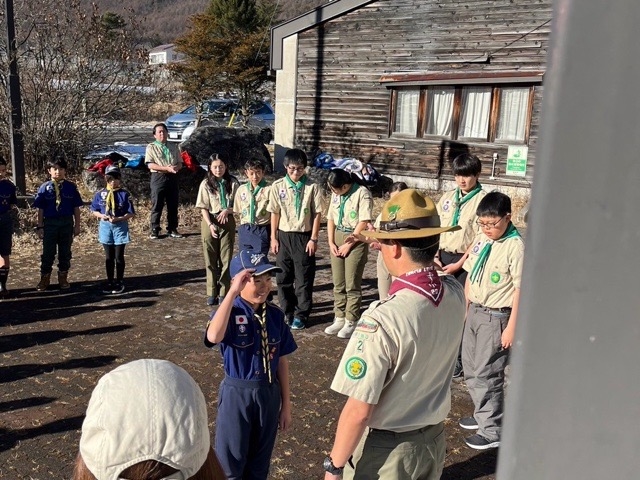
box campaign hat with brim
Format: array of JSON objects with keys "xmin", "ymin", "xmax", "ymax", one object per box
[
  {"xmin": 230, "ymin": 250, "xmax": 283, "ymax": 277},
  {"xmin": 362, "ymin": 188, "xmax": 461, "ymax": 240}
]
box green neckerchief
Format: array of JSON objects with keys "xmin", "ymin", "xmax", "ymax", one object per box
[
  {"xmin": 218, "ymin": 178, "xmax": 228, "ymax": 209},
  {"xmin": 248, "ymin": 179, "xmax": 266, "ymax": 223},
  {"xmin": 285, "ymin": 174, "xmax": 306, "ymax": 219},
  {"xmin": 153, "ymin": 140, "xmax": 173, "ymax": 164},
  {"xmin": 452, "ymin": 183, "xmax": 483, "ymax": 226},
  {"xmin": 337, "ymin": 183, "xmax": 359, "ymax": 228},
  {"xmin": 469, "ymin": 222, "xmax": 521, "ymax": 284}
]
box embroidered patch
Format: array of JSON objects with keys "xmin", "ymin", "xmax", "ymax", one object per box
[
  {"xmin": 472, "ymin": 241, "xmax": 483, "ymax": 254},
  {"xmin": 260, "ymin": 209, "xmax": 267, "ymax": 216},
  {"xmin": 279, "ymin": 188, "xmax": 287, "ymax": 199},
  {"xmin": 349, "ymin": 211, "xmax": 357, "ymax": 219},
  {"xmin": 355, "ymin": 319, "xmax": 379, "ymax": 333},
  {"xmin": 304, "ymin": 207, "xmax": 309, "ymax": 214},
  {"xmin": 388, "ymin": 204, "xmax": 400, "ymax": 220},
  {"xmin": 242, "ymin": 208, "xmax": 248, "ymax": 217},
  {"xmin": 442, "ymin": 199, "xmax": 451, "ymax": 212},
  {"xmin": 101, "ymin": 192, "xmax": 107, "ymax": 199},
  {"xmin": 333, "ymin": 195, "xmax": 339, "ymax": 204},
  {"xmin": 238, "ymin": 325, "xmax": 247, "ymax": 333},
  {"xmin": 241, "ymin": 192, "xmax": 247, "ymax": 201},
  {"xmin": 490, "ymin": 272, "xmax": 501, "ymax": 284},
  {"xmin": 345, "ymin": 357, "xmax": 367, "ymax": 380},
  {"xmin": 249, "ymin": 253, "xmax": 266, "ymax": 265},
  {"xmin": 235, "ymin": 315, "xmax": 248, "ymax": 325}
]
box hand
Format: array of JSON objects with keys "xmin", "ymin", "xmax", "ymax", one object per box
[
  {"xmin": 167, "ymin": 165, "xmax": 179, "ymax": 174},
  {"xmin": 329, "ymin": 242, "xmax": 340, "ymax": 257},
  {"xmin": 73, "ymin": 225, "xmax": 81, "ymax": 237},
  {"xmin": 501, "ymin": 324, "xmax": 515, "ymax": 349},
  {"xmin": 337, "ymin": 243, "xmax": 352, "ymax": 257},
  {"xmin": 229, "ymin": 269, "xmax": 255, "ymax": 296},
  {"xmin": 306, "ymin": 239, "xmax": 317, "ymax": 256},
  {"xmin": 442, "ymin": 262, "xmax": 461, "ymax": 275},
  {"xmin": 271, "ymin": 238, "xmax": 279, "ymax": 255},
  {"xmin": 370, "ymin": 241, "xmax": 382, "ymax": 251},
  {"xmin": 216, "ymin": 209, "xmax": 230, "ymax": 224},
  {"xmin": 208, "ymin": 224, "xmax": 219, "ymax": 238},
  {"xmin": 279, "ymin": 403, "xmax": 292, "ymax": 432},
  {"xmin": 344, "ymin": 234, "xmax": 358, "ymax": 245}
]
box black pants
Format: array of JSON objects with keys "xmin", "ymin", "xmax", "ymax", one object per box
[
  {"xmin": 41, "ymin": 217, "xmax": 74, "ymax": 275},
  {"xmin": 276, "ymin": 230, "xmax": 315, "ymax": 321},
  {"xmin": 150, "ymin": 173, "xmax": 179, "ymax": 233},
  {"xmin": 103, "ymin": 244, "xmax": 126, "ymax": 281}
]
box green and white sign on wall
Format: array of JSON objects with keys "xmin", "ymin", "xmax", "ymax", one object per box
[{"xmin": 506, "ymin": 146, "xmax": 528, "ymax": 177}]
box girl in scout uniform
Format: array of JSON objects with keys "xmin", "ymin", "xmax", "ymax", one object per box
[
  {"xmin": 0, "ymin": 156, "xmax": 17, "ymax": 298},
  {"xmin": 324, "ymin": 168, "xmax": 373, "ymax": 339},
  {"xmin": 234, "ymin": 158, "xmax": 271, "ymax": 255},
  {"xmin": 196, "ymin": 153, "xmax": 239, "ymax": 306},
  {"xmin": 90, "ymin": 165, "xmax": 136, "ymax": 294}
]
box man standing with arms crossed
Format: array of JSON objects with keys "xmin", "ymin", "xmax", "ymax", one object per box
[
  {"xmin": 145, "ymin": 123, "xmax": 183, "ymax": 239},
  {"xmin": 324, "ymin": 189, "xmax": 466, "ymax": 480}
]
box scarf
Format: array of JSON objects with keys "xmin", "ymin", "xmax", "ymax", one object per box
[
  {"xmin": 337, "ymin": 183, "xmax": 359, "ymax": 228},
  {"xmin": 248, "ymin": 179, "xmax": 266, "ymax": 223},
  {"xmin": 105, "ymin": 185, "xmax": 119, "ymax": 216},
  {"xmin": 469, "ymin": 223, "xmax": 521, "ymax": 284},
  {"xmin": 153, "ymin": 140, "xmax": 173, "ymax": 165},
  {"xmin": 285, "ymin": 174, "xmax": 306, "ymax": 219},
  {"xmin": 218, "ymin": 178, "xmax": 228, "ymax": 209},
  {"xmin": 254, "ymin": 304, "xmax": 272, "ymax": 383},
  {"xmin": 451, "ymin": 183, "xmax": 483, "ymax": 226},
  {"xmin": 53, "ymin": 180, "xmax": 62, "ymax": 210},
  {"xmin": 388, "ymin": 265, "xmax": 444, "ymax": 307}
]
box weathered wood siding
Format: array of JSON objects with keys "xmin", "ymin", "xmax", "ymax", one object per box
[{"xmin": 294, "ymin": 0, "xmax": 552, "ymax": 186}]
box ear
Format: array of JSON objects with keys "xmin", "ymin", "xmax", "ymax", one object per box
[{"xmin": 390, "ymin": 240, "xmax": 403, "ymax": 259}]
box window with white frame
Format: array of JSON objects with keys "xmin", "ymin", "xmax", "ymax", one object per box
[{"xmin": 390, "ymin": 84, "xmax": 534, "ymax": 144}]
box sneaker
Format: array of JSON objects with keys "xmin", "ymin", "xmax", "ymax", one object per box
[
  {"xmin": 290, "ymin": 317, "xmax": 305, "ymax": 330},
  {"xmin": 324, "ymin": 317, "xmax": 345, "ymax": 335},
  {"xmin": 36, "ymin": 274, "xmax": 51, "ymax": 291},
  {"xmin": 207, "ymin": 296, "xmax": 217, "ymax": 306},
  {"xmin": 337, "ymin": 320, "xmax": 356, "ymax": 339},
  {"xmin": 112, "ymin": 281, "xmax": 125, "ymax": 294},
  {"xmin": 464, "ymin": 434, "xmax": 500, "ymax": 450},
  {"xmin": 149, "ymin": 230, "xmax": 160, "ymax": 240},
  {"xmin": 285, "ymin": 316, "xmax": 293, "ymax": 327},
  {"xmin": 458, "ymin": 417, "xmax": 479, "ymax": 430},
  {"xmin": 102, "ymin": 281, "xmax": 115, "ymax": 294},
  {"xmin": 168, "ymin": 230, "xmax": 184, "ymax": 238},
  {"xmin": 452, "ymin": 359, "xmax": 464, "ymax": 379}
]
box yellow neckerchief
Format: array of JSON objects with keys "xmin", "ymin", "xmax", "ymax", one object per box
[
  {"xmin": 105, "ymin": 185, "xmax": 120, "ymax": 216},
  {"xmin": 53, "ymin": 179, "xmax": 63, "ymax": 210}
]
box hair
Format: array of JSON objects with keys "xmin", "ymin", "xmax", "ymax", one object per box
[
  {"xmin": 72, "ymin": 448, "xmax": 227, "ymax": 480},
  {"xmin": 451, "ymin": 154, "xmax": 482, "ymax": 177},
  {"xmin": 153, "ymin": 123, "xmax": 168, "ymax": 135},
  {"xmin": 390, "ymin": 235, "xmax": 441, "ymax": 263},
  {"xmin": 206, "ymin": 153, "xmax": 234, "ymax": 196},
  {"xmin": 105, "ymin": 172, "xmax": 121, "ymax": 182},
  {"xmin": 283, "ymin": 148, "xmax": 308, "ymax": 168},
  {"xmin": 476, "ymin": 191, "xmax": 511, "ymax": 218},
  {"xmin": 390, "ymin": 181, "xmax": 408, "ymax": 193},
  {"xmin": 327, "ymin": 168, "xmax": 364, "ymax": 189},
  {"xmin": 0, "ymin": 156, "xmax": 6, "ymax": 167},
  {"xmin": 244, "ymin": 158, "xmax": 265, "ymax": 171},
  {"xmin": 47, "ymin": 156, "xmax": 68, "ymax": 170}
]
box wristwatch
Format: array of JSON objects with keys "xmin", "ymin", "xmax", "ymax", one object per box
[{"xmin": 323, "ymin": 456, "xmax": 343, "ymax": 475}]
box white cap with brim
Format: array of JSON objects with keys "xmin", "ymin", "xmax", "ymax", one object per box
[
  {"xmin": 79, "ymin": 359, "xmax": 210, "ymax": 480},
  {"xmin": 230, "ymin": 250, "xmax": 283, "ymax": 277}
]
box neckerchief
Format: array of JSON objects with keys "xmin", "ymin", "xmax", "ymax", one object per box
[
  {"xmin": 218, "ymin": 178, "xmax": 228, "ymax": 209},
  {"xmin": 469, "ymin": 222, "xmax": 521, "ymax": 284},
  {"xmin": 53, "ymin": 180, "xmax": 62, "ymax": 210},
  {"xmin": 337, "ymin": 183, "xmax": 359, "ymax": 228},
  {"xmin": 285, "ymin": 174, "xmax": 306, "ymax": 219},
  {"xmin": 388, "ymin": 265, "xmax": 444, "ymax": 307},
  {"xmin": 105, "ymin": 185, "xmax": 119, "ymax": 216},
  {"xmin": 451, "ymin": 183, "xmax": 482, "ymax": 226},
  {"xmin": 254, "ymin": 304, "xmax": 272, "ymax": 383},
  {"xmin": 248, "ymin": 179, "xmax": 266, "ymax": 223},
  {"xmin": 153, "ymin": 140, "xmax": 173, "ymax": 164}
]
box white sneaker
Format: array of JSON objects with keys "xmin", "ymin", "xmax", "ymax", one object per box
[
  {"xmin": 324, "ymin": 317, "xmax": 345, "ymax": 335},
  {"xmin": 337, "ymin": 320, "xmax": 356, "ymax": 339}
]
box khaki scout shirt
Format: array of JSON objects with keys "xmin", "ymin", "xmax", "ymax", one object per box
[
  {"xmin": 331, "ymin": 277, "xmax": 465, "ymax": 432},
  {"xmin": 267, "ymin": 176, "xmax": 325, "ymax": 232},
  {"xmin": 195, "ymin": 178, "xmax": 239, "ymax": 213},
  {"xmin": 327, "ymin": 185, "xmax": 373, "ymax": 231},
  {"xmin": 463, "ymin": 231, "xmax": 525, "ymax": 308},
  {"xmin": 234, "ymin": 182, "xmax": 271, "ymax": 226},
  {"xmin": 437, "ymin": 188, "xmax": 486, "ymax": 254},
  {"xmin": 145, "ymin": 141, "xmax": 182, "ymax": 168}
]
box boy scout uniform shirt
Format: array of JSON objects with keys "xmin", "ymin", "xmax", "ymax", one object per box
[
  {"xmin": 204, "ymin": 297, "xmax": 297, "ymax": 381},
  {"xmin": 234, "ymin": 182, "xmax": 271, "ymax": 226},
  {"xmin": 463, "ymin": 231, "xmax": 525, "ymax": 308},
  {"xmin": 267, "ymin": 177, "xmax": 325, "ymax": 232},
  {"xmin": 196, "ymin": 179, "xmax": 239, "ymax": 214},
  {"xmin": 327, "ymin": 185, "xmax": 373, "ymax": 231},
  {"xmin": 33, "ymin": 180, "xmax": 83, "ymax": 218},
  {"xmin": 331, "ymin": 275, "xmax": 465, "ymax": 432},
  {"xmin": 437, "ymin": 189, "xmax": 486, "ymax": 254},
  {"xmin": 0, "ymin": 179, "xmax": 17, "ymax": 215},
  {"xmin": 90, "ymin": 189, "xmax": 135, "ymax": 217},
  {"xmin": 144, "ymin": 142, "xmax": 182, "ymax": 168}
]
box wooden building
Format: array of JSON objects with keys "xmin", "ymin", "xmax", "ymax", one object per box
[{"xmin": 270, "ymin": 0, "xmax": 552, "ymax": 193}]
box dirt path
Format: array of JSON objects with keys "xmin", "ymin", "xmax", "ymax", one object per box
[{"xmin": 0, "ymin": 229, "xmax": 498, "ymax": 479}]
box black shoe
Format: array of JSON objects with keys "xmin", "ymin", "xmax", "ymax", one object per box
[
  {"xmin": 168, "ymin": 230, "xmax": 184, "ymax": 238},
  {"xmin": 464, "ymin": 434, "xmax": 500, "ymax": 450},
  {"xmin": 459, "ymin": 417, "xmax": 479, "ymax": 430},
  {"xmin": 112, "ymin": 281, "xmax": 125, "ymax": 294},
  {"xmin": 149, "ymin": 231, "xmax": 160, "ymax": 240},
  {"xmin": 452, "ymin": 359, "xmax": 464, "ymax": 379},
  {"xmin": 102, "ymin": 281, "xmax": 115, "ymax": 294},
  {"xmin": 0, "ymin": 285, "xmax": 8, "ymax": 298}
]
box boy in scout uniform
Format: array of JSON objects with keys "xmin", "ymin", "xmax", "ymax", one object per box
[
  {"xmin": 324, "ymin": 168, "xmax": 373, "ymax": 339},
  {"xmin": 268, "ymin": 149, "xmax": 324, "ymax": 330},
  {"xmin": 324, "ymin": 189, "xmax": 466, "ymax": 480},
  {"xmin": 459, "ymin": 191, "xmax": 524, "ymax": 450},
  {"xmin": 0, "ymin": 156, "xmax": 17, "ymax": 297},
  {"xmin": 234, "ymin": 158, "xmax": 271, "ymax": 255}
]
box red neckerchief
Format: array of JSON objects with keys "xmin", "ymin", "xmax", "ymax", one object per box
[{"xmin": 388, "ymin": 265, "xmax": 443, "ymax": 307}]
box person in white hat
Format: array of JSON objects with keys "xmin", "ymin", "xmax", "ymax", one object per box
[{"xmin": 72, "ymin": 359, "xmax": 226, "ymax": 480}]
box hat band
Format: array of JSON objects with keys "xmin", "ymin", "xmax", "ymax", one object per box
[{"xmin": 380, "ymin": 216, "xmax": 440, "ymax": 232}]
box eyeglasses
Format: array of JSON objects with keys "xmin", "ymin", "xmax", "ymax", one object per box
[
  {"xmin": 476, "ymin": 215, "xmax": 507, "ymax": 229},
  {"xmin": 286, "ymin": 166, "xmax": 305, "ymax": 172}
]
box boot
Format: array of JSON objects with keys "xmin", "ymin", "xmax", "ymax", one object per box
[
  {"xmin": 337, "ymin": 320, "xmax": 356, "ymax": 339},
  {"xmin": 58, "ymin": 271, "xmax": 70, "ymax": 290},
  {"xmin": 324, "ymin": 317, "xmax": 345, "ymax": 335},
  {"xmin": 36, "ymin": 274, "xmax": 51, "ymax": 291},
  {"xmin": 0, "ymin": 268, "xmax": 8, "ymax": 298}
]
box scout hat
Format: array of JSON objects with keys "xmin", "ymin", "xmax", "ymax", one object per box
[
  {"xmin": 79, "ymin": 359, "xmax": 210, "ymax": 480},
  {"xmin": 363, "ymin": 188, "xmax": 461, "ymax": 240},
  {"xmin": 230, "ymin": 249, "xmax": 283, "ymax": 277}
]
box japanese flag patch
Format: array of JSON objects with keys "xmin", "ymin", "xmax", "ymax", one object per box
[{"xmin": 235, "ymin": 315, "xmax": 248, "ymax": 325}]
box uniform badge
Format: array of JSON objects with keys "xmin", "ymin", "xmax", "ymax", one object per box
[
  {"xmin": 332, "ymin": 195, "xmax": 339, "ymax": 204},
  {"xmin": 279, "ymin": 188, "xmax": 287, "ymax": 199},
  {"xmin": 101, "ymin": 192, "xmax": 107, "ymax": 199},
  {"xmin": 241, "ymin": 192, "xmax": 247, "ymax": 201},
  {"xmin": 355, "ymin": 319, "xmax": 379, "ymax": 333},
  {"xmin": 442, "ymin": 199, "xmax": 451, "ymax": 212},
  {"xmin": 238, "ymin": 325, "xmax": 247, "ymax": 333},
  {"xmin": 490, "ymin": 272, "xmax": 501, "ymax": 284},
  {"xmin": 250, "ymin": 253, "xmax": 266, "ymax": 265},
  {"xmin": 345, "ymin": 357, "xmax": 367, "ymax": 380},
  {"xmin": 304, "ymin": 207, "xmax": 309, "ymax": 214},
  {"xmin": 472, "ymin": 241, "xmax": 483, "ymax": 254},
  {"xmin": 388, "ymin": 204, "xmax": 400, "ymax": 220},
  {"xmin": 349, "ymin": 211, "xmax": 357, "ymax": 219},
  {"xmin": 235, "ymin": 315, "xmax": 248, "ymax": 325}
]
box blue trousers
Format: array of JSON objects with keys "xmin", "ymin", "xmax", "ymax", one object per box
[{"xmin": 215, "ymin": 376, "xmax": 281, "ymax": 480}]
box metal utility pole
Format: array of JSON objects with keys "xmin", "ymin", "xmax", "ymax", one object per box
[{"xmin": 4, "ymin": 0, "xmax": 26, "ymax": 196}]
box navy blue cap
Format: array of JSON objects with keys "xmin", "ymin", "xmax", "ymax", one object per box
[
  {"xmin": 105, "ymin": 165, "xmax": 120, "ymax": 175},
  {"xmin": 230, "ymin": 250, "xmax": 282, "ymax": 278}
]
